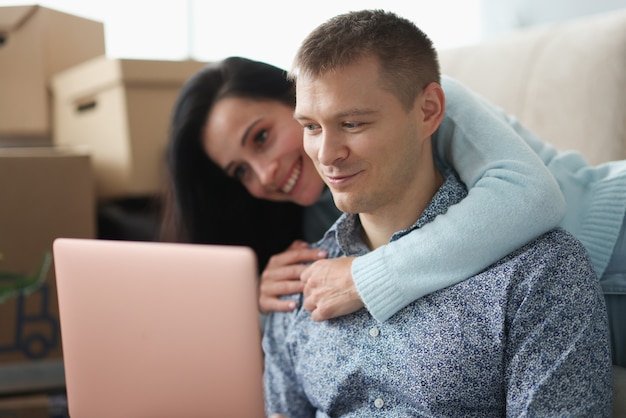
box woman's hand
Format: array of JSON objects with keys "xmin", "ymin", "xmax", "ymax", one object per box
[
  {"xmin": 259, "ymin": 240, "xmax": 327, "ymax": 314},
  {"xmin": 301, "ymin": 256, "xmax": 364, "ymax": 321}
]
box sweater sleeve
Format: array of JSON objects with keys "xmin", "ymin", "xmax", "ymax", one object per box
[{"xmin": 352, "ymin": 76, "xmax": 567, "ymax": 322}]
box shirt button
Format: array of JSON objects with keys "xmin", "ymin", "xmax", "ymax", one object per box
[
  {"xmin": 374, "ymin": 398, "xmax": 384, "ymax": 409},
  {"xmin": 369, "ymin": 327, "xmax": 380, "ymax": 337}
]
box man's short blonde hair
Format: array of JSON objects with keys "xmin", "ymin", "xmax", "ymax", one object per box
[{"xmin": 291, "ymin": 9, "xmax": 440, "ymax": 110}]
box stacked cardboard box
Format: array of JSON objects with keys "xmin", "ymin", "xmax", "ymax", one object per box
[
  {"xmin": 51, "ymin": 57, "xmax": 207, "ymax": 200},
  {"xmin": 0, "ymin": 392, "xmax": 66, "ymax": 418},
  {"xmin": 0, "ymin": 4, "xmax": 105, "ymax": 146},
  {"xmin": 0, "ymin": 5, "xmax": 102, "ymax": 413},
  {"xmin": 0, "ymin": 147, "xmax": 95, "ymax": 400},
  {"xmin": 1, "ymin": 4, "xmax": 208, "ymax": 413}
]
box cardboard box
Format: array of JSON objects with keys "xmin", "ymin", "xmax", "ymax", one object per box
[
  {"xmin": 0, "ymin": 394, "xmax": 51, "ymax": 418},
  {"xmin": 0, "ymin": 392, "xmax": 66, "ymax": 418},
  {"xmin": 0, "ymin": 5, "xmax": 105, "ymax": 146},
  {"xmin": 0, "ymin": 147, "xmax": 95, "ymax": 380},
  {"xmin": 51, "ymin": 57, "xmax": 207, "ymax": 200}
]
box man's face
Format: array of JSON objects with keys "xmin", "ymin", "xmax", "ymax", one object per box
[{"xmin": 295, "ymin": 56, "xmax": 434, "ymax": 218}]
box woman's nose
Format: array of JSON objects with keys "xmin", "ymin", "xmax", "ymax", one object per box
[{"xmin": 253, "ymin": 157, "xmax": 279, "ymax": 188}]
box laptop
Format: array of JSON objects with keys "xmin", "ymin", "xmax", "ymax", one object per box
[{"xmin": 52, "ymin": 238, "xmax": 265, "ymax": 418}]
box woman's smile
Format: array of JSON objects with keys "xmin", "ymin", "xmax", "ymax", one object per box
[{"xmin": 280, "ymin": 158, "xmax": 302, "ymax": 194}]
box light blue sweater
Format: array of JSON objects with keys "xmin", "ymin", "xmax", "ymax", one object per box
[{"xmin": 340, "ymin": 76, "xmax": 626, "ymax": 322}]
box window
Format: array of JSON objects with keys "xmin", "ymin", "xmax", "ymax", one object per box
[{"xmin": 0, "ymin": 0, "xmax": 482, "ymax": 69}]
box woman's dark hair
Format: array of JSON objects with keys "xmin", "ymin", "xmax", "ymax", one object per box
[{"xmin": 160, "ymin": 56, "xmax": 304, "ymax": 272}]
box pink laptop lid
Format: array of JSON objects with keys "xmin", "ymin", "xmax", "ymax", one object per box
[{"xmin": 53, "ymin": 238, "xmax": 265, "ymax": 418}]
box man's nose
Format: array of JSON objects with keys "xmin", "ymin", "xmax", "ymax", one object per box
[{"xmin": 317, "ymin": 130, "xmax": 348, "ymax": 166}]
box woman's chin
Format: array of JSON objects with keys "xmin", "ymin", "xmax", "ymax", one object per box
[{"xmin": 293, "ymin": 187, "xmax": 325, "ymax": 207}]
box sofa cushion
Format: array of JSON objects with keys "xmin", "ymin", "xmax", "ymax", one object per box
[{"xmin": 439, "ymin": 9, "xmax": 626, "ymax": 165}]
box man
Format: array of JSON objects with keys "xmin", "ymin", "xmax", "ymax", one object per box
[{"xmin": 262, "ymin": 9, "xmax": 612, "ymax": 417}]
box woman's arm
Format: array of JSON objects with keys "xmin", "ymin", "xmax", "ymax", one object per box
[{"xmin": 306, "ymin": 76, "xmax": 566, "ymax": 322}]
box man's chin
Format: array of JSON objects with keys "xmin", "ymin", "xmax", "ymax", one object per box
[{"xmin": 332, "ymin": 195, "xmax": 360, "ymax": 214}]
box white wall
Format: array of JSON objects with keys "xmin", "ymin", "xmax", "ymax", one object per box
[
  {"xmin": 187, "ymin": 0, "xmax": 483, "ymax": 69},
  {"xmin": 3, "ymin": 0, "xmax": 623, "ymax": 67},
  {"xmin": 0, "ymin": 0, "xmax": 482, "ymax": 69},
  {"xmin": 481, "ymin": 0, "xmax": 626, "ymax": 38}
]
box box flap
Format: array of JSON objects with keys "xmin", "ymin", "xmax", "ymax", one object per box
[
  {"xmin": 50, "ymin": 56, "xmax": 120, "ymax": 101},
  {"xmin": 51, "ymin": 57, "xmax": 207, "ymax": 101},
  {"xmin": 0, "ymin": 5, "xmax": 38, "ymax": 34},
  {"xmin": 118, "ymin": 59, "xmax": 207, "ymax": 86}
]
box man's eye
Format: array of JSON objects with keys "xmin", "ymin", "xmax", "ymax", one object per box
[
  {"xmin": 342, "ymin": 121, "xmax": 360, "ymax": 129},
  {"xmin": 304, "ymin": 123, "xmax": 320, "ymax": 132},
  {"xmin": 253, "ymin": 130, "xmax": 268, "ymax": 145}
]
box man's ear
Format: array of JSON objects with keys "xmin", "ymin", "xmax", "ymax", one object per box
[{"xmin": 417, "ymin": 82, "xmax": 445, "ymax": 137}]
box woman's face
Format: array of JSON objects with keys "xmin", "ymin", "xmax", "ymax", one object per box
[{"xmin": 203, "ymin": 97, "xmax": 325, "ymax": 206}]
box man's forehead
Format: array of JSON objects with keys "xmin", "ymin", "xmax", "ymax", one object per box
[{"xmin": 297, "ymin": 78, "xmax": 390, "ymax": 116}]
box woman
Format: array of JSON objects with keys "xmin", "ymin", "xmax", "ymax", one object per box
[{"xmin": 161, "ymin": 56, "xmax": 626, "ymax": 366}]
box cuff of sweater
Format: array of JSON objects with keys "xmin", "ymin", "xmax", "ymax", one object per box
[
  {"xmin": 352, "ymin": 248, "xmax": 407, "ymax": 323},
  {"xmin": 578, "ymin": 175, "xmax": 626, "ymax": 277}
]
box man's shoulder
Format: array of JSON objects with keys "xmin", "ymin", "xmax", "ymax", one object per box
[
  {"xmin": 525, "ymin": 227, "xmax": 587, "ymax": 257},
  {"xmin": 499, "ymin": 227, "xmax": 596, "ymax": 280}
]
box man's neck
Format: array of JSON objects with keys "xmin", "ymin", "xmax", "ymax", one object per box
[{"xmin": 359, "ymin": 166, "xmax": 444, "ymax": 250}]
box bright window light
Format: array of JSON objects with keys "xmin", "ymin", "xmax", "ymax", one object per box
[{"xmin": 0, "ymin": 0, "xmax": 483, "ymax": 69}]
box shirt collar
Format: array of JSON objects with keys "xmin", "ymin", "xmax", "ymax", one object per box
[{"xmin": 319, "ymin": 172, "xmax": 467, "ymax": 256}]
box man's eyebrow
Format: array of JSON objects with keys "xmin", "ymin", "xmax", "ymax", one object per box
[
  {"xmin": 224, "ymin": 117, "xmax": 262, "ymax": 174},
  {"xmin": 293, "ymin": 111, "xmax": 309, "ymax": 122},
  {"xmin": 336, "ymin": 108, "xmax": 378, "ymax": 118},
  {"xmin": 293, "ymin": 108, "xmax": 378, "ymax": 121}
]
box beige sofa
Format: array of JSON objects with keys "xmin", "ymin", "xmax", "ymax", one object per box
[
  {"xmin": 438, "ymin": 8, "xmax": 626, "ymax": 416},
  {"xmin": 439, "ymin": 8, "xmax": 626, "ymax": 165}
]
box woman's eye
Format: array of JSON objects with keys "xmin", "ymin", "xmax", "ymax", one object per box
[
  {"xmin": 253, "ymin": 130, "xmax": 268, "ymax": 146},
  {"xmin": 233, "ymin": 165, "xmax": 248, "ymax": 181},
  {"xmin": 342, "ymin": 121, "xmax": 360, "ymax": 129}
]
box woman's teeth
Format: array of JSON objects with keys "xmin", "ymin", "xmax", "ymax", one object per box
[{"xmin": 281, "ymin": 163, "xmax": 301, "ymax": 194}]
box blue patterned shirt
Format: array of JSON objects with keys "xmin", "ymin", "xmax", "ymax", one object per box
[{"xmin": 263, "ymin": 174, "xmax": 613, "ymax": 417}]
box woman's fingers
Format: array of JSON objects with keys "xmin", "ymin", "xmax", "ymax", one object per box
[{"xmin": 258, "ymin": 242, "xmax": 327, "ymax": 313}]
